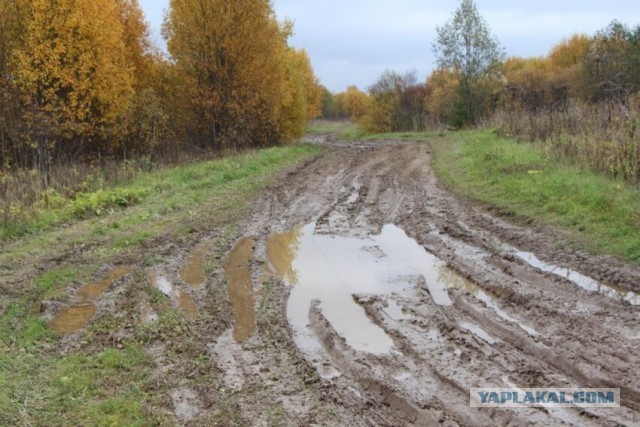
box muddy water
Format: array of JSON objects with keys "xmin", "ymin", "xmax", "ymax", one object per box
[
  {"xmin": 224, "ymin": 238, "xmax": 256, "ymax": 343},
  {"xmin": 51, "ymin": 267, "xmax": 131, "ymax": 334},
  {"xmin": 179, "ymin": 243, "xmax": 210, "ymax": 287},
  {"xmin": 268, "ymin": 223, "xmax": 544, "ymax": 356},
  {"xmin": 509, "ymin": 246, "xmax": 640, "ymax": 305},
  {"xmin": 269, "ymin": 223, "xmax": 465, "ymax": 355},
  {"xmin": 148, "ymin": 274, "xmax": 199, "ymax": 320},
  {"xmin": 51, "ymin": 305, "xmax": 97, "ymax": 334},
  {"xmin": 77, "ymin": 267, "xmax": 131, "ymax": 300}
]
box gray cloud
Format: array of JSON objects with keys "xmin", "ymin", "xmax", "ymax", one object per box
[{"xmin": 140, "ymin": 0, "xmax": 640, "ymax": 92}]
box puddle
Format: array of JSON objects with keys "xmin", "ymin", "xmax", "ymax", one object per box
[
  {"xmin": 77, "ymin": 267, "xmax": 131, "ymax": 300},
  {"xmin": 509, "ymin": 247, "xmax": 640, "ymax": 306},
  {"xmin": 438, "ymin": 267, "xmax": 539, "ymax": 336},
  {"xmin": 224, "ymin": 238, "xmax": 256, "ymax": 343},
  {"xmin": 51, "ymin": 267, "xmax": 131, "ymax": 335},
  {"xmin": 149, "ymin": 274, "xmax": 199, "ymax": 320},
  {"xmin": 459, "ymin": 322, "xmax": 496, "ymax": 344},
  {"xmin": 179, "ymin": 243, "xmax": 210, "ymax": 287},
  {"xmin": 267, "ymin": 228, "xmax": 301, "ymax": 285},
  {"xmin": 269, "ymin": 223, "xmax": 449, "ymax": 355},
  {"xmin": 51, "ymin": 305, "xmax": 97, "ymax": 335},
  {"xmin": 267, "ymin": 223, "xmax": 541, "ymax": 355}
]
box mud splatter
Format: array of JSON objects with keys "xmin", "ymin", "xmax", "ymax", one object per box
[
  {"xmin": 224, "ymin": 237, "xmax": 256, "ymax": 343},
  {"xmin": 51, "ymin": 267, "xmax": 131, "ymax": 334},
  {"xmin": 179, "ymin": 243, "xmax": 210, "ymax": 287}
]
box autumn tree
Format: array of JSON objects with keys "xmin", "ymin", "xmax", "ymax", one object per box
[
  {"xmin": 339, "ymin": 86, "xmax": 370, "ymax": 121},
  {"xmin": 584, "ymin": 21, "xmax": 640, "ymax": 106},
  {"xmin": 359, "ymin": 71, "xmax": 426, "ymax": 133},
  {"xmin": 433, "ymin": 0, "xmax": 505, "ymax": 127},
  {"xmin": 278, "ymin": 48, "xmax": 323, "ymax": 141},
  {"xmin": 5, "ymin": 0, "xmax": 137, "ymax": 173},
  {"xmin": 319, "ymin": 86, "xmax": 335, "ymax": 119},
  {"xmin": 424, "ymin": 69, "xmax": 460, "ymax": 126},
  {"xmin": 164, "ymin": 0, "xmax": 319, "ymax": 150}
]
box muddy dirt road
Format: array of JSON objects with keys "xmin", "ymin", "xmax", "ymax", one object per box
[
  {"xmin": 207, "ymin": 138, "xmax": 640, "ymax": 426},
  {"xmin": 42, "ymin": 137, "xmax": 640, "ymax": 425}
]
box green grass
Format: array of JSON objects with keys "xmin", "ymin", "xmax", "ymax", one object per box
[
  {"xmin": 2, "ymin": 145, "xmax": 320, "ymax": 241},
  {"xmin": 432, "ymin": 130, "xmax": 640, "ymax": 262},
  {"xmin": 305, "ymin": 120, "xmax": 367, "ymax": 140},
  {"xmin": 0, "ymin": 143, "xmax": 321, "ymax": 425}
]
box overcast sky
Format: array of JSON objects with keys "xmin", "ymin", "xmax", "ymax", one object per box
[{"xmin": 139, "ymin": 0, "xmax": 640, "ymax": 93}]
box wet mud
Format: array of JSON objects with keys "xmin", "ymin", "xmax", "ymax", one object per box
[
  {"xmin": 45, "ymin": 136, "xmax": 640, "ymax": 425},
  {"xmin": 229, "ymin": 138, "xmax": 640, "ymax": 425}
]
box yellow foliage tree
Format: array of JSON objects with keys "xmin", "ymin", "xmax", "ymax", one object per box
[
  {"xmin": 424, "ymin": 69, "xmax": 460, "ymax": 125},
  {"xmin": 8, "ymin": 0, "xmax": 135, "ymax": 167},
  {"xmin": 164, "ymin": 0, "xmax": 309, "ymax": 150},
  {"xmin": 279, "ymin": 48, "xmax": 323, "ymax": 142},
  {"xmin": 340, "ymin": 86, "xmax": 370, "ymax": 121}
]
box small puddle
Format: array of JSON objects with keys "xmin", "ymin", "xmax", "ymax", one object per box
[
  {"xmin": 51, "ymin": 305, "xmax": 97, "ymax": 335},
  {"xmin": 509, "ymin": 247, "xmax": 640, "ymax": 306},
  {"xmin": 148, "ymin": 274, "xmax": 199, "ymax": 320},
  {"xmin": 459, "ymin": 321, "xmax": 496, "ymax": 344},
  {"xmin": 51, "ymin": 267, "xmax": 131, "ymax": 335},
  {"xmin": 77, "ymin": 267, "xmax": 131, "ymax": 300},
  {"xmin": 179, "ymin": 243, "xmax": 210, "ymax": 287},
  {"xmin": 224, "ymin": 238, "xmax": 256, "ymax": 343}
]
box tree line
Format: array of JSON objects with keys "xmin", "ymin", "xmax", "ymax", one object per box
[
  {"xmin": 323, "ymin": 0, "xmax": 640, "ymax": 137},
  {"xmin": 0, "ymin": 0, "xmax": 322, "ymax": 175},
  {"xmin": 320, "ymin": 0, "xmax": 640, "ymax": 182}
]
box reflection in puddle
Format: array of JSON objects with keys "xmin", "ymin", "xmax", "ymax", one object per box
[
  {"xmin": 149, "ymin": 274, "xmax": 199, "ymax": 320},
  {"xmin": 269, "ymin": 223, "xmax": 464, "ymax": 355},
  {"xmin": 51, "ymin": 267, "xmax": 131, "ymax": 335},
  {"xmin": 509, "ymin": 247, "xmax": 640, "ymax": 306},
  {"xmin": 224, "ymin": 238, "xmax": 256, "ymax": 343},
  {"xmin": 438, "ymin": 267, "xmax": 539, "ymax": 336},
  {"xmin": 267, "ymin": 229, "xmax": 301, "ymax": 285},
  {"xmin": 179, "ymin": 243, "xmax": 210, "ymax": 287}
]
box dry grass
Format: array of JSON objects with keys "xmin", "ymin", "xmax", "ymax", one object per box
[{"xmin": 487, "ymin": 99, "xmax": 640, "ymax": 184}]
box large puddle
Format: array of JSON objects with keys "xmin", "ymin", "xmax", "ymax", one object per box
[
  {"xmin": 224, "ymin": 238, "xmax": 256, "ymax": 343},
  {"xmin": 51, "ymin": 267, "xmax": 131, "ymax": 334},
  {"xmin": 267, "ymin": 223, "xmax": 526, "ymax": 355},
  {"xmin": 508, "ymin": 246, "xmax": 640, "ymax": 306}
]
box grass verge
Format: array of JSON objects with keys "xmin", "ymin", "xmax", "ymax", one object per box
[
  {"xmin": 0, "ymin": 144, "xmax": 321, "ymax": 425},
  {"xmin": 431, "ymin": 130, "xmax": 640, "ymax": 263}
]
